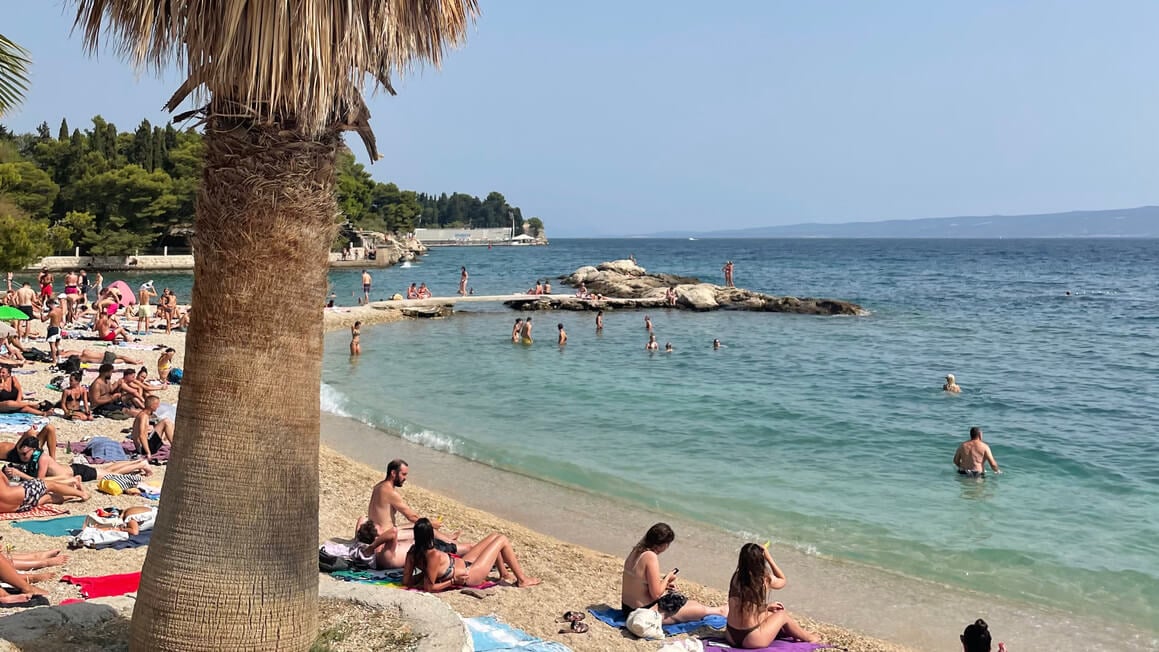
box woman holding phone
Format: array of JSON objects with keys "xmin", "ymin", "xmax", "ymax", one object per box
[
  {"xmin": 621, "ymin": 522, "xmax": 728, "ymax": 624},
  {"xmin": 725, "ymin": 543, "xmax": 819, "ymax": 647}
]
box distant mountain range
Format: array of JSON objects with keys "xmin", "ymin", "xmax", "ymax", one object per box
[{"xmin": 646, "ymin": 206, "xmax": 1159, "ymax": 238}]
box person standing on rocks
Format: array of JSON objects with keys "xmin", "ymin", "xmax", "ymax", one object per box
[
  {"xmin": 722, "ymin": 261, "xmax": 735, "ymax": 287},
  {"xmin": 458, "ymin": 267, "xmax": 469, "ymax": 296}
]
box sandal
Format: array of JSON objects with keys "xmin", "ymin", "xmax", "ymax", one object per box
[
  {"xmin": 558, "ymin": 620, "xmax": 588, "ymax": 634},
  {"xmin": 557, "ymin": 611, "xmax": 586, "ymax": 623}
]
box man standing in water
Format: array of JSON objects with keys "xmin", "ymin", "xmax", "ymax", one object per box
[
  {"xmin": 595, "ymin": 310, "xmax": 604, "ymax": 332},
  {"xmin": 557, "ymin": 323, "xmax": 567, "ymax": 345},
  {"xmin": 458, "ymin": 267, "xmax": 469, "ymax": 296},
  {"xmin": 954, "ymin": 427, "xmax": 1001, "ymax": 478},
  {"xmin": 521, "ymin": 317, "xmax": 533, "ymax": 344},
  {"xmin": 361, "ymin": 270, "xmax": 372, "ymax": 304}
]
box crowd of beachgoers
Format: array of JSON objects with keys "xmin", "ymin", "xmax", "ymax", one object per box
[{"xmin": 0, "ymin": 266, "xmax": 1002, "ymax": 652}]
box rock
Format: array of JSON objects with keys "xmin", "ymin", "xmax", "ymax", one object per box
[
  {"xmin": 596, "ymin": 259, "xmax": 646, "ymax": 276},
  {"xmin": 678, "ymin": 284, "xmax": 719, "ymax": 310}
]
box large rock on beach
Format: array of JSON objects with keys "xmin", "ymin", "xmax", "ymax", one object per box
[{"xmin": 507, "ymin": 262, "xmax": 865, "ymax": 316}]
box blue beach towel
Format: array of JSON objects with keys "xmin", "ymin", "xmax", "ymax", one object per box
[
  {"xmin": 465, "ymin": 615, "xmax": 572, "ymax": 652},
  {"xmin": 0, "ymin": 413, "xmax": 47, "ymax": 434},
  {"xmin": 588, "ymin": 606, "xmax": 727, "ymax": 636},
  {"xmin": 11, "ymin": 515, "xmax": 87, "ymax": 537},
  {"xmin": 93, "ymin": 531, "xmax": 152, "ymax": 550},
  {"xmin": 329, "ymin": 568, "xmax": 404, "ymax": 586}
]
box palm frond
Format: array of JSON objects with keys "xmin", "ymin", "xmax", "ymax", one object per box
[
  {"xmin": 0, "ymin": 34, "xmax": 31, "ymax": 118},
  {"xmin": 70, "ymin": 0, "xmax": 478, "ymax": 139}
]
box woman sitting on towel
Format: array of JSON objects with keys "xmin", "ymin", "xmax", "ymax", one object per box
[
  {"xmin": 622, "ymin": 523, "xmax": 727, "ymax": 624},
  {"xmin": 724, "ymin": 543, "xmax": 819, "ymax": 647},
  {"xmin": 402, "ymin": 517, "xmax": 540, "ymax": 591}
]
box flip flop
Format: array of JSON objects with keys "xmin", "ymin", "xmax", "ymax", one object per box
[
  {"xmin": 0, "ymin": 595, "xmax": 49, "ymax": 608},
  {"xmin": 556, "ymin": 611, "xmax": 586, "ymax": 623},
  {"xmin": 557, "ymin": 621, "xmax": 588, "ymax": 634}
]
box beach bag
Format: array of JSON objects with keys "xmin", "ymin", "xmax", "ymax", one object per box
[
  {"xmin": 318, "ymin": 547, "xmax": 350, "ymax": 573},
  {"xmin": 167, "ymin": 368, "xmax": 183, "ymax": 384},
  {"xmin": 23, "ymin": 348, "xmax": 51, "ymax": 362},
  {"xmin": 58, "ymin": 356, "xmax": 82, "ymax": 375},
  {"xmin": 626, "ymin": 608, "xmax": 664, "ymax": 640}
]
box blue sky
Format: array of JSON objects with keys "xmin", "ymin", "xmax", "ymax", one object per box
[{"xmin": 4, "ymin": 1, "xmax": 1158, "ymax": 236}]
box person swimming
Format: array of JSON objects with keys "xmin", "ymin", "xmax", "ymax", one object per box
[
  {"xmin": 713, "ymin": 338, "xmax": 722, "ymax": 350},
  {"xmin": 943, "ymin": 374, "xmax": 961, "ymax": 393},
  {"xmin": 646, "ymin": 334, "xmax": 659, "ymax": 351}
]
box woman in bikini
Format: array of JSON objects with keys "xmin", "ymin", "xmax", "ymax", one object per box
[
  {"xmin": 0, "ymin": 366, "xmax": 44, "ymax": 415},
  {"xmin": 59, "ymin": 372, "xmax": 93, "ymax": 420},
  {"xmin": 350, "ymin": 321, "xmax": 361, "ymax": 356},
  {"xmin": 725, "ymin": 543, "xmax": 818, "ymax": 647},
  {"xmin": 402, "ymin": 518, "xmax": 539, "ymax": 591},
  {"xmin": 622, "ymin": 523, "xmax": 726, "ymax": 624}
]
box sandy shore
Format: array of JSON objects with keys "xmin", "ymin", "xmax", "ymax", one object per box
[{"xmin": 0, "ymin": 315, "xmax": 907, "ymax": 651}]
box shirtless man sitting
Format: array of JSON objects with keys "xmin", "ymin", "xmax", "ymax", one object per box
[
  {"xmin": 132, "ymin": 396, "xmax": 174, "ymax": 460},
  {"xmin": 116, "ymin": 369, "xmax": 147, "ymax": 409},
  {"xmin": 355, "ymin": 459, "xmax": 471, "ymax": 567},
  {"xmin": 954, "ymin": 427, "xmax": 1001, "ymax": 478},
  {"xmin": 88, "ymin": 363, "xmax": 139, "ymax": 418}
]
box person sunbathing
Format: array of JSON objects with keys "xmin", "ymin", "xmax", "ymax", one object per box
[
  {"xmin": 69, "ymin": 348, "xmax": 144, "ymax": 366},
  {"xmin": 96, "ymin": 313, "xmax": 132, "ymax": 342},
  {"xmin": 3, "ymin": 434, "xmax": 150, "ymax": 485},
  {"xmin": 352, "ymin": 520, "xmax": 404, "ymax": 569},
  {"xmin": 725, "ymin": 543, "xmax": 818, "ymax": 647},
  {"xmin": 58, "ymin": 372, "xmax": 93, "ymax": 420},
  {"xmin": 622, "ymin": 523, "xmax": 727, "ymax": 624},
  {"xmin": 0, "ymin": 472, "xmax": 88, "ymax": 513},
  {"xmin": 0, "ymin": 549, "xmax": 68, "ymax": 606},
  {"xmin": 0, "ymin": 366, "xmax": 42, "ymax": 415},
  {"xmin": 0, "ymin": 335, "xmax": 26, "ymax": 366},
  {"xmin": 402, "ymin": 518, "xmax": 539, "ymax": 591},
  {"xmin": 81, "ymin": 505, "xmax": 155, "ymax": 535}
]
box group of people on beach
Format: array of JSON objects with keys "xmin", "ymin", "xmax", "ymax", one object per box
[{"xmin": 349, "ymin": 459, "xmax": 540, "ymax": 590}]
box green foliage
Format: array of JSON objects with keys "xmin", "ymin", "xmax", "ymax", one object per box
[
  {"xmin": 526, "ymin": 217, "xmax": 544, "ymax": 237},
  {"xmin": 0, "ymin": 199, "xmax": 52, "ymax": 271},
  {"xmin": 0, "ymin": 116, "xmax": 537, "ymax": 256},
  {"xmin": 0, "ymin": 34, "xmax": 30, "ymax": 118}
]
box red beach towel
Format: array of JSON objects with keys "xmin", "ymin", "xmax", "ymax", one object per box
[
  {"xmin": 0, "ymin": 505, "xmax": 68, "ymax": 521},
  {"xmin": 61, "ymin": 572, "xmax": 141, "ymax": 599}
]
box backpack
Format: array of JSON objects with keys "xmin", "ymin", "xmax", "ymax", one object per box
[
  {"xmin": 58, "ymin": 355, "xmax": 82, "ymax": 374},
  {"xmin": 167, "ymin": 368, "xmax": 183, "ymax": 384}
]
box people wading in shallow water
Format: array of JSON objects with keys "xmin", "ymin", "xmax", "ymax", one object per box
[
  {"xmin": 521, "ymin": 317, "xmax": 533, "ymax": 344},
  {"xmin": 644, "ymin": 315, "xmax": 653, "ymax": 333},
  {"xmin": 646, "ymin": 333, "xmax": 659, "ymax": 351},
  {"xmin": 954, "ymin": 427, "xmax": 1001, "ymax": 478},
  {"xmin": 943, "ymin": 374, "xmax": 961, "ymax": 393},
  {"xmin": 595, "ymin": 310, "xmax": 604, "ymax": 332},
  {"xmin": 350, "ymin": 321, "xmax": 361, "ymax": 356},
  {"xmin": 557, "ymin": 323, "xmax": 567, "ymax": 345}
]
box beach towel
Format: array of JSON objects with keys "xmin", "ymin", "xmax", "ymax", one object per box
[
  {"xmin": 111, "ymin": 342, "xmax": 161, "ymax": 351},
  {"xmin": 588, "ymin": 606, "xmax": 727, "ymax": 636},
  {"xmin": 703, "ymin": 640, "xmax": 834, "ymax": 652},
  {"xmin": 0, "ymin": 505, "xmax": 68, "ymax": 521},
  {"xmin": 11, "ymin": 515, "xmax": 86, "ymax": 537},
  {"xmin": 71, "ymin": 528, "xmax": 152, "ymax": 550},
  {"xmin": 0, "ymin": 413, "xmax": 48, "ymax": 434},
  {"xmin": 327, "ymin": 568, "xmax": 498, "ymax": 592},
  {"xmin": 60, "ymin": 572, "xmax": 141, "ymax": 599},
  {"xmin": 465, "ymin": 615, "xmax": 572, "ymax": 652}
]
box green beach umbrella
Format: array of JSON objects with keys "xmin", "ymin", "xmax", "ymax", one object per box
[{"xmin": 0, "ymin": 305, "xmax": 29, "ymax": 321}]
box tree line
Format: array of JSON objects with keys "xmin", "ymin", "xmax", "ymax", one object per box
[{"xmin": 0, "ymin": 116, "xmax": 540, "ymax": 270}]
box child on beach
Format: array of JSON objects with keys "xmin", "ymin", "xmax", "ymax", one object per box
[
  {"xmin": 350, "ymin": 321, "xmax": 361, "ymax": 356},
  {"xmin": 724, "ymin": 543, "xmax": 818, "ymax": 647}
]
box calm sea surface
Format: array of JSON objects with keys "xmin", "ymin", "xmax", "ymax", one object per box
[{"xmin": 111, "ymin": 239, "xmax": 1159, "ymax": 635}]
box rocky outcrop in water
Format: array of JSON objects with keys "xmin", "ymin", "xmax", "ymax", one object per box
[{"xmin": 502, "ymin": 260, "xmax": 865, "ymax": 316}]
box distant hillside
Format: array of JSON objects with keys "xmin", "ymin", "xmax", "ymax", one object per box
[{"xmin": 649, "ymin": 206, "xmax": 1159, "ymax": 238}]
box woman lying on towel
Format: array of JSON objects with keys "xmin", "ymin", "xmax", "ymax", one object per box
[
  {"xmin": 0, "ymin": 548, "xmax": 68, "ymax": 607},
  {"xmin": 725, "ymin": 543, "xmax": 819, "ymax": 647},
  {"xmin": 622, "ymin": 522, "xmax": 727, "ymax": 624},
  {"xmin": 402, "ymin": 518, "xmax": 540, "ymax": 591}
]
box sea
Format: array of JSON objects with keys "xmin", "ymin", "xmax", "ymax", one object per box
[{"xmin": 91, "ymin": 238, "xmax": 1158, "ymax": 649}]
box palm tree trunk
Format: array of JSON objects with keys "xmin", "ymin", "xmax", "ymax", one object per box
[{"xmin": 130, "ymin": 114, "xmax": 340, "ymax": 651}]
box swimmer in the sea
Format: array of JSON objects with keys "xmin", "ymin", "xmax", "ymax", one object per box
[
  {"xmin": 557, "ymin": 323, "xmax": 567, "ymax": 345},
  {"xmin": 595, "ymin": 310, "xmax": 604, "ymax": 332},
  {"xmin": 521, "ymin": 317, "xmax": 533, "ymax": 344},
  {"xmin": 953, "ymin": 427, "xmax": 1001, "ymax": 478},
  {"xmin": 943, "ymin": 374, "xmax": 961, "ymax": 393},
  {"xmin": 713, "ymin": 338, "xmax": 721, "ymax": 350},
  {"xmin": 665, "ymin": 342, "xmax": 673, "ymax": 353},
  {"xmin": 644, "ymin": 315, "xmax": 654, "ymax": 333},
  {"xmin": 646, "ymin": 333, "xmax": 659, "ymax": 351},
  {"xmin": 511, "ymin": 318, "xmax": 523, "ymax": 343}
]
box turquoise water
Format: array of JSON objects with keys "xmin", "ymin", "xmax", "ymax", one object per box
[{"xmin": 101, "ymin": 240, "xmax": 1159, "ymax": 633}]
